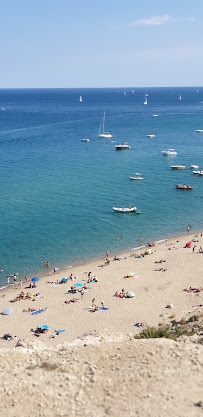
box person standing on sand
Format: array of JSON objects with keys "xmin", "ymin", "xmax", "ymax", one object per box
[
  {"xmin": 7, "ymin": 277, "xmax": 10, "ymax": 285},
  {"xmin": 53, "ymin": 266, "xmax": 56, "ymax": 274}
]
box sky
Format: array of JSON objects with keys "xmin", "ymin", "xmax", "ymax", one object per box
[{"xmin": 0, "ymin": 0, "xmax": 202, "ymax": 88}]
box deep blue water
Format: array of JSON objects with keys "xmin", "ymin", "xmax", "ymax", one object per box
[{"xmin": 0, "ymin": 87, "xmax": 202, "ymax": 285}]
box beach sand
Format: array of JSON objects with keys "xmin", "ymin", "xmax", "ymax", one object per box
[{"xmin": 0, "ymin": 232, "xmax": 203, "ymax": 345}]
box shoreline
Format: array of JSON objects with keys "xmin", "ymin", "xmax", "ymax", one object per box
[{"xmin": 0, "ymin": 228, "xmax": 200, "ymax": 293}]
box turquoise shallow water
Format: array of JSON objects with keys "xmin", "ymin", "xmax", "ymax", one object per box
[{"xmin": 0, "ymin": 87, "xmax": 202, "ymax": 285}]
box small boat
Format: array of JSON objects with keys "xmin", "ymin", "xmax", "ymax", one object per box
[
  {"xmin": 115, "ymin": 143, "xmax": 130, "ymax": 150},
  {"xmin": 79, "ymin": 96, "xmax": 82, "ymax": 102},
  {"xmin": 176, "ymin": 184, "xmax": 193, "ymax": 190},
  {"xmin": 130, "ymin": 176, "xmax": 144, "ymax": 180},
  {"xmin": 190, "ymin": 164, "xmax": 199, "ymax": 169},
  {"xmin": 162, "ymin": 149, "xmax": 177, "ymax": 156},
  {"xmin": 193, "ymin": 170, "xmax": 200, "ymax": 174},
  {"xmin": 147, "ymin": 134, "xmax": 155, "ymax": 138},
  {"xmin": 124, "ymin": 92, "xmax": 127, "ymax": 96},
  {"xmin": 153, "ymin": 114, "xmax": 159, "ymax": 117},
  {"xmin": 171, "ymin": 165, "xmax": 186, "ymax": 170},
  {"xmin": 132, "ymin": 90, "xmax": 135, "ymax": 94},
  {"xmin": 1, "ymin": 107, "xmax": 6, "ymax": 111},
  {"xmin": 196, "ymin": 130, "xmax": 203, "ymax": 133},
  {"xmin": 113, "ymin": 206, "xmax": 141, "ymax": 213},
  {"xmin": 144, "ymin": 95, "xmax": 148, "ymax": 105},
  {"xmin": 179, "ymin": 95, "xmax": 182, "ymax": 101},
  {"xmin": 98, "ymin": 112, "xmax": 113, "ymax": 138},
  {"xmin": 82, "ymin": 138, "xmax": 90, "ymax": 142}
]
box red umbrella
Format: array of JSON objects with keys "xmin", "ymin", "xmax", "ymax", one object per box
[{"xmin": 185, "ymin": 241, "xmax": 192, "ymax": 248}]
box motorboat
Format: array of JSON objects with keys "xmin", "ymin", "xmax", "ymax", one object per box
[
  {"xmin": 98, "ymin": 112, "xmax": 113, "ymax": 138},
  {"xmin": 171, "ymin": 165, "xmax": 186, "ymax": 169},
  {"xmin": 113, "ymin": 206, "xmax": 141, "ymax": 213},
  {"xmin": 190, "ymin": 164, "xmax": 199, "ymax": 169},
  {"xmin": 153, "ymin": 114, "xmax": 159, "ymax": 117},
  {"xmin": 82, "ymin": 138, "xmax": 90, "ymax": 142},
  {"xmin": 147, "ymin": 134, "xmax": 155, "ymax": 138},
  {"xmin": 193, "ymin": 170, "xmax": 203, "ymax": 175},
  {"xmin": 115, "ymin": 143, "xmax": 130, "ymax": 150},
  {"xmin": 176, "ymin": 184, "xmax": 193, "ymax": 190},
  {"xmin": 130, "ymin": 173, "xmax": 144, "ymax": 180},
  {"xmin": 196, "ymin": 130, "xmax": 203, "ymax": 133},
  {"xmin": 162, "ymin": 149, "xmax": 177, "ymax": 156}
]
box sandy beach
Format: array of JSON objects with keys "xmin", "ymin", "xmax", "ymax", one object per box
[{"xmin": 0, "ymin": 231, "xmax": 203, "ymax": 345}]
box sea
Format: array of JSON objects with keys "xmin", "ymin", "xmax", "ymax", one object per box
[{"xmin": 0, "ymin": 87, "xmax": 202, "ymax": 287}]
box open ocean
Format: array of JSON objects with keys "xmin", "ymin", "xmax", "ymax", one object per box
[{"xmin": 0, "ymin": 87, "xmax": 203, "ymax": 286}]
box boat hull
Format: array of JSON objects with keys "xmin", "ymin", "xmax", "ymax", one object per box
[
  {"xmin": 98, "ymin": 133, "xmax": 113, "ymax": 138},
  {"xmin": 171, "ymin": 166, "xmax": 186, "ymax": 170},
  {"xmin": 113, "ymin": 207, "xmax": 140, "ymax": 213}
]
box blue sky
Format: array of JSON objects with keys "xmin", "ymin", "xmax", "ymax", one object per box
[{"xmin": 0, "ymin": 0, "xmax": 202, "ymax": 87}]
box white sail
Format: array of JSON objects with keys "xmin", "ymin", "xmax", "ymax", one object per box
[
  {"xmin": 79, "ymin": 96, "xmax": 82, "ymax": 102},
  {"xmin": 98, "ymin": 112, "xmax": 113, "ymax": 138}
]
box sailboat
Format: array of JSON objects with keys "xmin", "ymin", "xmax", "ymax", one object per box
[
  {"xmin": 79, "ymin": 96, "xmax": 82, "ymax": 102},
  {"xmin": 144, "ymin": 95, "xmax": 148, "ymax": 105},
  {"xmin": 98, "ymin": 112, "xmax": 113, "ymax": 138},
  {"xmin": 179, "ymin": 95, "xmax": 182, "ymax": 101}
]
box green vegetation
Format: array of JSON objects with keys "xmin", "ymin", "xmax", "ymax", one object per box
[{"xmin": 134, "ymin": 325, "xmax": 190, "ymax": 340}]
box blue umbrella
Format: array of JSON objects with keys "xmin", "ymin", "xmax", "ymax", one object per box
[
  {"xmin": 38, "ymin": 325, "xmax": 49, "ymax": 329},
  {"xmin": 60, "ymin": 278, "xmax": 68, "ymax": 283},
  {"xmin": 74, "ymin": 283, "xmax": 83, "ymax": 287},
  {"xmin": 32, "ymin": 277, "xmax": 39, "ymax": 282}
]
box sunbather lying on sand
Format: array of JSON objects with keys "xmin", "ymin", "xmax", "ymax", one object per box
[
  {"xmin": 64, "ymin": 298, "xmax": 79, "ymax": 304},
  {"xmin": 183, "ymin": 287, "xmax": 201, "ymax": 293},
  {"xmin": 154, "ymin": 268, "xmax": 167, "ymax": 272},
  {"xmin": 154, "ymin": 260, "xmax": 166, "ymax": 263}
]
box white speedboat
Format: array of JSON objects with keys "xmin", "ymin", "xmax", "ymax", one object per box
[
  {"xmin": 193, "ymin": 170, "xmax": 200, "ymax": 174},
  {"xmin": 153, "ymin": 114, "xmax": 159, "ymax": 117},
  {"xmin": 196, "ymin": 130, "xmax": 203, "ymax": 133},
  {"xmin": 147, "ymin": 134, "xmax": 155, "ymax": 138},
  {"xmin": 115, "ymin": 143, "xmax": 130, "ymax": 150},
  {"xmin": 130, "ymin": 175, "xmax": 144, "ymax": 180},
  {"xmin": 98, "ymin": 112, "xmax": 113, "ymax": 138},
  {"xmin": 82, "ymin": 138, "xmax": 90, "ymax": 142},
  {"xmin": 171, "ymin": 165, "xmax": 186, "ymax": 170},
  {"xmin": 190, "ymin": 164, "xmax": 199, "ymax": 169},
  {"xmin": 113, "ymin": 206, "xmax": 141, "ymax": 213},
  {"xmin": 162, "ymin": 149, "xmax": 177, "ymax": 156}
]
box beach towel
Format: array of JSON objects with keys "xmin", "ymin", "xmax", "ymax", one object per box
[
  {"xmin": 101, "ymin": 307, "xmax": 109, "ymax": 311},
  {"xmin": 31, "ymin": 308, "xmax": 47, "ymax": 315}
]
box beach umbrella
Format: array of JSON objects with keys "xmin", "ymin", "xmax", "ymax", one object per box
[
  {"xmin": 32, "ymin": 277, "xmax": 39, "ymax": 282},
  {"xmin": 185, "ymin": 241, "xmax": 192, "ymax": 248},
  {"xmin": 126, "ymin": 291, "xmax": 135, "ymax": 298},
  {"xmin": 74, "ymin": 283, "xmax": 83, "ymax": 287},
  {"xmin": 38, "ymin": 325, "xmax": 49, "ymax": 329},
  {"xmin": 2, "ymin": 306, "xmax": 13, "ymax": 315},
  {"xmin": 60, "ymin": 278, "xmax": 68, "ymax": 283}
]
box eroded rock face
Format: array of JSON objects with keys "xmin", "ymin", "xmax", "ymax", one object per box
[{"xmin": 0, "ymin": 333, "xmax": 202, "ymax": 417}]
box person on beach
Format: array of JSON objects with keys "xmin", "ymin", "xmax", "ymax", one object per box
[
  {"xmin": 7, "ymin": 277, "xmax": 10, "ymax": 285},
  {"xmin": 53, "ymin": 266, "xmax": 56, "ymax": 274},
  {"xmin": 180, "ymin": 226, "xmax": 182, "ymax": 232},
  {"xmin": 187, "ymin": 226, "xmax": 190, "ymax": 232},
  {"xmin": 140, "ymin": 237, "xmax": 142, "ymax": 245},
  {"xmin": 25, "ymin": 275, "xmax": 28, "ymax": 282},
  {"xmin": 88, "ymin": 271, "xmax": 91, "ymax": 278},
  {"xmin": 92, "ymin": 298, "xmax": 96, "ymax": 308},
  {"xmin": 189, "ymin": 224, "xmax": 192, "ymax": 228},
  {"xmin": 46, "ymin": 262, "xmax": 49, "ymax": 267},
  {"xmin": 80, "ymin": 288, "xmax": 84, "ymax": 298},
  {"xmin": 106, "ymin": 251, "xmax": 109, "ymax": 259}
]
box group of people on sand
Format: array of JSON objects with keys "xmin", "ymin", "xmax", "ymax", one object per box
[
  {"xmin": 114, "ymin": 289, "xmax": 127, "ymax": 298},
  {"xmin": 10, "ymin": 291, "xmax": 42, "ymax": 303}
]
